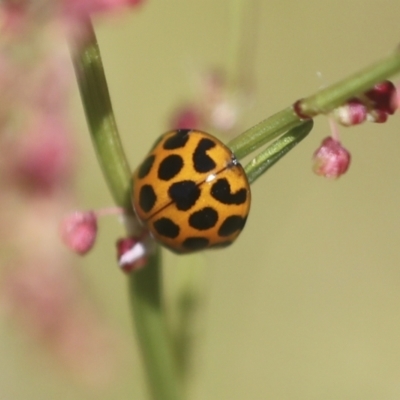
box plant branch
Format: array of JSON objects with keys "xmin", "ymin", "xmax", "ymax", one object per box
[
  {"xmin": 72, "ymin": 23, "xmax": 131, "ymax": 208},
  {"xmin": 228, "ymin": 48, "xmax": 400, "ymax": 160},
  {"xmin": 71, "ymin": 21, "xmax": 182, "ymax": 400}
]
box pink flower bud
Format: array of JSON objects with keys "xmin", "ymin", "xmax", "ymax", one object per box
[
  {"xmin": 367, "ymin": 109, "xmax": 388, "ymax": 123},
  {"xmin": 365, "ymin": 80, "xmax": 397, "ymax": 115},
  {"xmin": 169, "ymin": 105, "xmax": 202, "ymax": 130},
  {"xmin": 116, "ymin": 237, "xmax": 148, "ymax": 273},
  {"xmin": 60, "ymin": 211, "xmax": 98, "ymax": 255},
  {"xmin": 312, "ymin": 137, "xmax": 351, "ymax": 179},
  {"xmin": 333, "ymin": 98, "xmax": 367, "ymax": 126}
]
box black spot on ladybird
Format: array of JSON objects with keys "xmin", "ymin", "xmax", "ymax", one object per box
[
  {"xmin": 168, "ymin": 180, "xmax": 201, "ymax": 211},
  {"xmin": 138, "ymin": 184, "xmax": 157, "ymax": 213},
  {"xmin": 153, "ymin": 217, "xmax": 180, "ymax": 238},
  {"xmin": 182, "ymin": 237, "xmax": 210, "ymax": 251},
  {"xmin": 211, "ymin": 178, "xmax": 247, "ymax": 205},
  {"xmin": 138, "ymin": 155, "xmax": 155, "ymax": 179},
  {"xmin": 218, "ymin": 215, "xmax": 247, "ymax": 237},
  {"xmin": 193, "ymin": 138, "xmax": 217, "ymax": 173},
  {"xmin": 158, "ymin": 154, "xmax": 184, "ymax": 181},
  {"xmin": 188, "ymin": 207, "xmax": 218, "ymax": 230},
  {"xmin": 163, "ymin": 130, "xmax": 190, "ymax": 150}
]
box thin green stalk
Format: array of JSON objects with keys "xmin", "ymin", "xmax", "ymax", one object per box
[
  {"xmin": 130, "ymin": 248, "xmax": 183, "ymax": 400},
  {"xmin": 244, "ymin": 120, "xmax": 313, "ymax": 184},
  {"xmin": 229, "ymin": 105, "xmax": 300, "ymax": 160},
  {"xmin": 299, "ymin": 50, "xmax": 400, "ymax": 116},
  {"xmin": 229, "ymin": 48, "xmax": 400, "ymax": 160},
  {"xmin": 71, "ymin": 21, "xmax": 182, "ymax": 400},
  {"xmin": 72, "ymin": 24, "xmax": 131, "ymax": 208}
]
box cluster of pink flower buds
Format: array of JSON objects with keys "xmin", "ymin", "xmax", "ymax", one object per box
[
  {"xmin": 312, "ymin": 81, "xmax": 397, "ymax": 179},
  {"xmin": 333, "ymin": 80, "xmax": 397, "ymax": 126}
]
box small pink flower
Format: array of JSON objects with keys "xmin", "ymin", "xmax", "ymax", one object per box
[
  {"xmin": 333, "ymin": 98, "xmax": 367, "ymax": 126},
  {"xmin": 367, "ymin": 109, "xmax": 389, "ymax": 123},
  {"xmin": 116, "ymin": 237, "xmax": 149, "ymax": 273},
  {"xmin": 365, "ymin": 80, "xmax": 397, "ymax": 115},
  {"xmin": 312, "ymin": 137, "xmax": 351, "ymax": 179},
  {"xmin": 60, "ymin": 211, "xmax": 98, "ymax": 255}
]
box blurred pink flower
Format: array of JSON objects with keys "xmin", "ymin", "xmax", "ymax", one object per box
[
  {"xmin": 60, "ymin": 211, "xmax": 98, "ymax": 255},
  {"xmin": 170, "ymin": 104, "xmax": 202, "ymax": 130},
  {"xmin": 0, "ymin": 0, "xmax": 133, "ymax": 386},
  {"xmin": 4, "ymin": 117, "xmax": 75, "ymax": 194},
  {"xmin": 200, "ymin": 70, "xmax": 242, "ymax": 132},
  {"xmin": 62, "ymin": 0, "xmax": 144, "ymax": 27},
  {"xmin": 1, "ymin": 258, "xmax": 122, "ymax": 387},
  {"xmin": 1, "ymin": 0, "xmax": 145, "ymax": 41},
  {"xmin": 168, "ymin": 69, "xmax": 252, "ymax": 136}
]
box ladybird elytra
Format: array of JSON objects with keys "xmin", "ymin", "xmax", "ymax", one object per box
[{"xmin": 132, "ymin": 129, "xmax": 251, "ymax": 254}]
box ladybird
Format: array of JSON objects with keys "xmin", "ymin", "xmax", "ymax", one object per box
[{"xmin": 131, "ymin": 129, "xmax": 251, "ymax": 254}]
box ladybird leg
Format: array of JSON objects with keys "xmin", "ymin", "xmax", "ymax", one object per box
[{"xmin": 243, "ymin": 120, "xmax": 313, "ymax": 184}]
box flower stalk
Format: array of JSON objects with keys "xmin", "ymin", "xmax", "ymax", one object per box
[
  {"xmin": 72, "ymin": 21, "xmax": 132, "ymax": 209},
  {"xmin": 71, "ymin": 20, "xmax": 183, "ymax": 400},
  {"xmin": 228, "ymin": 48, "xmax": 400, "ymax": 161}
]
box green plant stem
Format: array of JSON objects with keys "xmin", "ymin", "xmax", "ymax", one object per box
[
  {"xmin": 130, "ymin": 248, "xmax": 183, "ymax": 400},
  {"xmin": 72, "ymin": 24, "xmax": 131, "ymax": 208},
  {"xmin": 244, "ymin": 120, "xmax": 313, "ymax": 184},
  {"xmin": 71, "ymin": 21, "xmax": 182, "ymax": 400},
  {"xmin": 229, "ymin": 105, "xmax": 301, "ymax": 160},
  {"xmin": 228, "ymin": 48, "xmax": 400, "ymax": 160},
  {"xmin": 300, "ymin": 50, "xmax": 400, "ymax": 116}
]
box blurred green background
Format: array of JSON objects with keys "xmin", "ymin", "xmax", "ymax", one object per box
[{"xmin": 3, "ymin": 1, "xmax": 400, "ymax": 399}]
